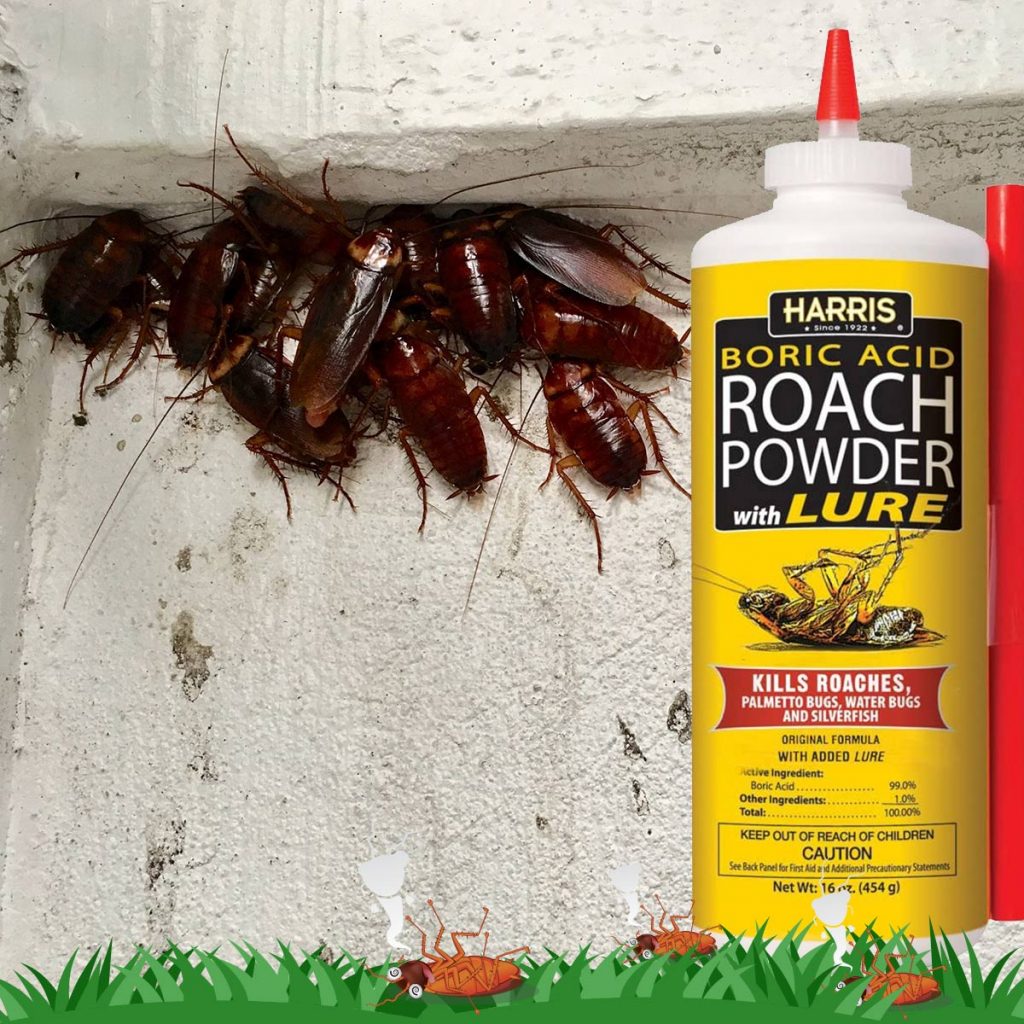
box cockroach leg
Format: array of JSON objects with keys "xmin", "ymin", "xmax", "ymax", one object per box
[
  {"xmin": 428, "ymin": 900, "xmax": 449, "ymax": 962},
  {"xmin": 405, "ymin": 913, "xmax": 438, "ymax": 964},
  {"xmin": 539, "ymin": 418, "xmax": 561, "ymax": 490},
  {"xmin": 552, "ymin": 453, "xmax": 604, "ymax": 572},
  {"xmin": 245, "ymin": 431, "xmax": 295, "ymax": 519},
  {"xmin": 319, "ymin": 158, "xmax": 348, "ymax": 228},
  {"xmin": 398, "ymin": 427, "xmax": 431, "ymax": 532},
  {"xmin": 492, "ymin": 945, "xmax": 529, "ymax": 960},
  {"xmin": 0, "ymin": 235, "xmax": 74, "ymax": 274},
  {"xmin": 468, "ymin": 385, "xmax": 551, "ymax": 455},
  {"xmin": 644, "ymin": 283, "xmax": 691, "ymax": 313},
  {"xmin": 448, "ymin": 906, "xmax": 489, "ymax": 960},
  {"xmin": 598, "ymin": 223, "xmax": 691, "ymax": 286},
  {"xmin": 95, "ymin": 307, "xmax": 157, "ymax": 397},
  {"xmin": 627, "ymin": 398, "xmax": 690, "ymax": 498},
  {"xmin": 223, "ymin": 124, "xmax": 339, "ymax": 227}
]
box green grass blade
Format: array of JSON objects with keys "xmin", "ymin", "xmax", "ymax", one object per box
[
  {"xmin": 940, "ymin": 930, "xmax": 974, "ymax": 1006},
  {"xmin": 273, "ymin": 944, "xmax": 319, "ymax": 1006},
  {"xmin": 130, "ymin": 948, "xmax": 186, "ymax": 1003},
  {"xmin": 0, "ymin": 980, "xmax": 38, "ymax": 1021}
]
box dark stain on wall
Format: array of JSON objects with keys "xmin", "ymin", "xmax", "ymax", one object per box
[
  {"xmin": 617, "ymin": 716, "xmax": 647, "ymax": 762},
  {"xmin": 667, "ymin": 689, "xmax": 692, "ymax": 745},
  {"xmin": 171, "ymin": 610, "xmax": 214, "ymax": 701}
]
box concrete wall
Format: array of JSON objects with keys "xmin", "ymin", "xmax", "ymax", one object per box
[{"xmin": 0, "ymin": 0, "xmax": 1022, "ymax": 974}]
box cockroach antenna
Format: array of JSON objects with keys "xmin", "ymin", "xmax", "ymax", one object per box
[
  {"xmin": 63, "ymin": 367, "xmax": 205, "ymax": 610},
  {"xmin": 462, "ymin": 379, "xmax": 547, "ymax": 620},
  {"xmin": 432, "ymin": 163, "xmax": 636, "ymax": 207},
  {"xmin": 693, "ymin": 563, "xmax": 751, "ymax": 591},
  {"xmin": 210, "ymin": 48, "xmax": 231, "ymax": 227},
  {"xmin": 691, "ymin": 576, "xmax": 745, "ymax": 597}
]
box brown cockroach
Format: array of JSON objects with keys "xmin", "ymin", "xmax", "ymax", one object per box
[
  {"xmin": 496, "ymin": 206, "xmax": 689, "ymax": 311},
  {"xmin": 207, "ymin": 334, "xmax": 356, "ymax": 517},
  {"xmin": 288, "ymin": 226, "xmax": 403, "ymax": 428},
  {"xmin": 382, "ymin": 204, "xmax": 447, "ymax": 310},
  {"xmin": 378, "ymin": 901, "xmax": 528, "ymax": 1008},
  {"xmin": 370, "ymin": 326, "xmax": 490, "ymax": 526},
  {"xmin": 5, "ymin": 210, "xmax": 178, "ymax": 412},
  {"xmin": 32, "ymin": 210, "xmax": 159, "ymax": 335},
  {"xmin": 631, "ymin": 897, "xmax": 717, "ymax": 961},
  {"xmin": 436, "ymin": 213, "xmax": 518, "ymax": 367},
  {"xmin": 367, "ymin": 315, "xmax": 545, "ymax": 530},
  {"xmin": 226, "ymin": 241, "xmax": 293, "ymax": 338},
  {"xmin": 514, "ymin": 273, "xmax": 688, "ymax": 371},
  {"xmin": 542, "ymin": 359, "xmax": 689, "ymax": 571},
  {"xmin": 240, "ymin": 185, "xmax": 350, "ymax": 266},
  {"xmin": 82, "ymin": 248, "xmax": 179, "ymax": 404},
  {"xmin": 166, "ymin": 217, "xmax": 251, "ymax": 368},
  {"xmin": 221, "ymin": 123, "xmax": 351, "ymax": 265}
]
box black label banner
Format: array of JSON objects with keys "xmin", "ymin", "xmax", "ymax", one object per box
[{"xmin": 714, "ymin": 317, "xmax": 963, "ymax": 532}]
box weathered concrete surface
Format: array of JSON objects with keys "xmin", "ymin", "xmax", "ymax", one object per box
[{"xmin": 0, "ymin": 0, "xmax": 1021, "ymax": 976}]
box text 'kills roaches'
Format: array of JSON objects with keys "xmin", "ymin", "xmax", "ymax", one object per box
[{"xmin": 6, "ymin": 125, "xmax": 692, "ymax": 585}]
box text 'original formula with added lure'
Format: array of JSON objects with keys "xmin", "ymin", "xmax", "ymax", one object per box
[{"xmin": 690, "ymin": 30, "xmax": 988, "ymax": 941}]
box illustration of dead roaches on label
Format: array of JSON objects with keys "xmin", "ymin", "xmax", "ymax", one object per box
[{"xmin": 696, "ymin": 528, "xmax": 943, "ymax": 650}]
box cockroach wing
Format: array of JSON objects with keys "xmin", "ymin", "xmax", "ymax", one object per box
[
  {"xmin": 291, "ymin": 265, "xmax": 396, "ymax": 421},
  {"xmin": 502, "ymin": 210, "xmax": 646, "ymax": 306}
]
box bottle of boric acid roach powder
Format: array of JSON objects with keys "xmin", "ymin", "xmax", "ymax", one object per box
[{"xmin": 690, "ymin": 30, "xmax": 988, "ymax": 946}]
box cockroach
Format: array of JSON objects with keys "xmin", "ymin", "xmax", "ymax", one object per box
[
  {"xmin": 288, "ymin": 226, "xmax": 402, "ymax": 428},
  {"xmin": 370, "ymin": 326, "xmax": 490, "ymax": 526},
  {"xmin": 436, "ymin": 213, "xmax": 518, "ymax": 366},
  {"xmin": 241, "ymin": 186, "xmax": 350, "ymax": 266},
  {"xmin": 839, "ymin": 944, "xmax": 944, "ymax": 1009},
  {"xmin": 542, "ymin": 359, "xmax": 689, "ymax": 571},
  {"xmin": 862, "ymin": 956, "xmax": 943, "ymax": 1008},
  {"xmin": 33, "ymin": 210, "xmax": 158, "ymax": 335},
  {"xmin": 5, "ymin": 210, "xmax": 178, "ymax": 412},
  {"xmin": 226, "ymin": 241, "xmax": 293, "ymax": 338},
  {"xmin": 166, "ymin": 217, "xmax": 251, "ymax": 368},
  {"xmin": 514, "ymin": 273, "xmax": 688, "ymax": 371},
  {"xmin": 631, "ymin": 896, "xmax": 716, "ymax": 961},
  {"xmin": 495, "ymin": 206, "xmax": 690, "ymax": 311},
  {"xmin": 367, "ymin": 316, "xmax": 546, "ymax": 530},
  {"xmin": 222, "ymin": 123, "xmax": 351, "ymax": 264},
  {"xmin": 207, "ymin": 334, "xmax": 356, "ymax": 517},
  {"xmin": 378, "ymin": 901, "xmax": 528, "ymax": 1008},
  {"xmin": 724, "ymin": 528, "xmax": 943, "ymax": 648},
  {"xmin": 84, "ymin": 248, "xmax": 179, "ymax": 404},
  {"xmin": 382, "ymin": 204, "xmax": 447, "ymax": 310}
]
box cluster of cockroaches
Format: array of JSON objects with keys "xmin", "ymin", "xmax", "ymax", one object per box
[{"xmin": 6, "ymin": 128, "xmax": 690, "ymax": 571}]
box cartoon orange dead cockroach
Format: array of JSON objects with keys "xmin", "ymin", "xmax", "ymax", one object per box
[
  {"xmin": 375, "ymin": 899, "xmax": 529, "ymax": 1010},
  {"xmin": 626, "ymin": 895, "xmax": 717, "ymax": 961},
  {"xmin": 838, "ymin": 944, "xmax": 944, "ymax": 1010}
]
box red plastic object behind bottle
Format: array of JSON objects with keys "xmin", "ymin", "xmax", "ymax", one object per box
[{"xmin": 989, "ymin": 184, "xmax": 1024, "ymax": 921}]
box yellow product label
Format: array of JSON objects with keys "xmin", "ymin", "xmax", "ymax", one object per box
[{"xmin": 691, "ymin": 260, "xmax": 987, "ymax": 939}]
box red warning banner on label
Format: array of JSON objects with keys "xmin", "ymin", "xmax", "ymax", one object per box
[{"xmin": 713, "ymin": 667, "xmax": 950, "ymax": 729}]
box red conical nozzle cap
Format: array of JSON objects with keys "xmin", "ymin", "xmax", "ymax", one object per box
[{"xmin": 816, "ymin": 28, "xmax": 860, "ymax": 122}]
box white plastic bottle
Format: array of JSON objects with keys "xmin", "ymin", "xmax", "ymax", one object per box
[{"xmin": 690, "ymin": 30, "xmax": 987, "ymax": 948}]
